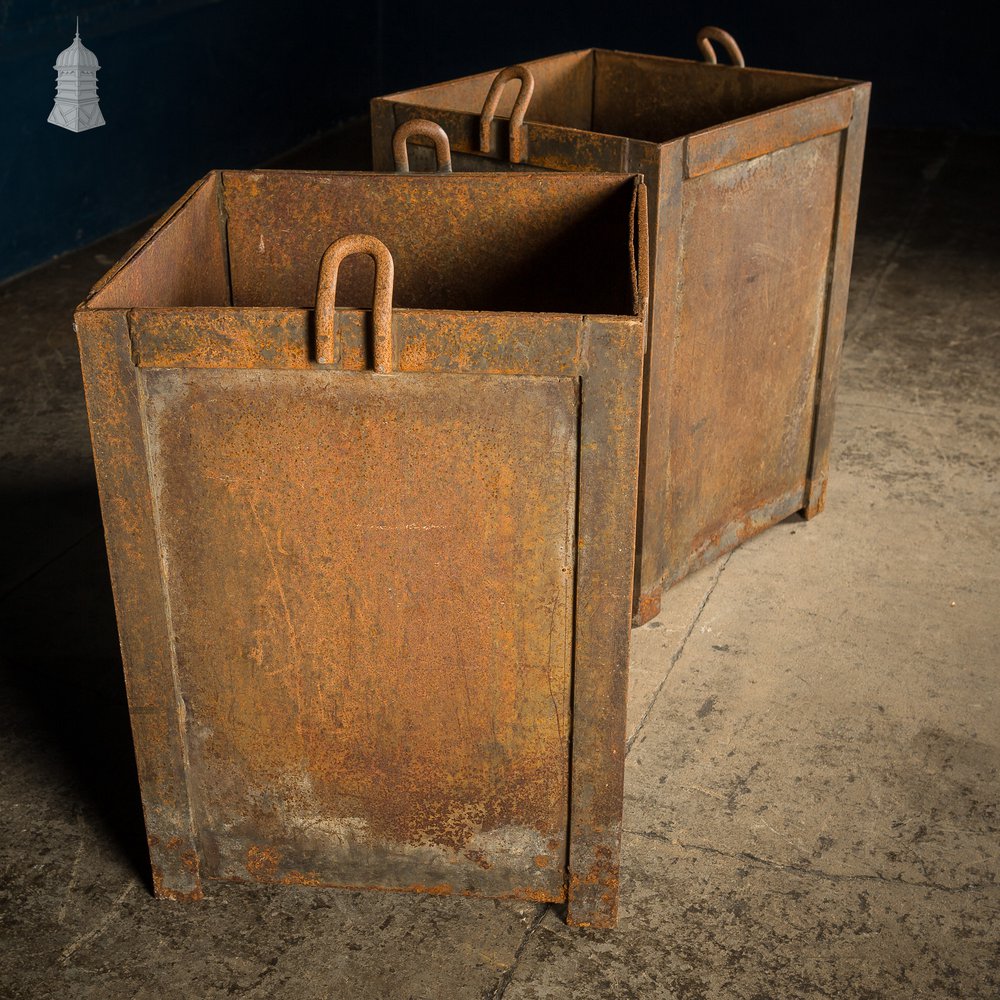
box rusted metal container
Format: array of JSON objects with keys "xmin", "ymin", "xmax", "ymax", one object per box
[
  {"xmin": 371, "ymin": 29, "xmax": 870, "ymax": 624},
  {"xmin": 76, "ymin": 168, "xmax": 648, "ymax": 928}
]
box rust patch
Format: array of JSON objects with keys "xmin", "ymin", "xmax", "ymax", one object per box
[
  {"xmin": 281, "ymin": 870, "xmax": 324, "ymax": 887},
  {"xmin": 151, "ymin": 865, "xmax": 205, "ymax": 903},
  {"xmin": 465, "ymin": 850, "xmax": 493, "ymax": 870},
  {"xmin": 245, "ymin": 846, "xmax": 281, "ymax": 880},
  {"xmin": 413, "ymin": 883, "xmax": 454, "ymax": 897},
  {"xmin": 567, "ymin": 858, "xmax": 621, "ymax": 928},
  {"xmin": 510, "ymin": 885, "xmax": 560, "ymax": 904},
  {"xmin": 634, "ymin": 588, "xmax": 662, "ymax": 627}
]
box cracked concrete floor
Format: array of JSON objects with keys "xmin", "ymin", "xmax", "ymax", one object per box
[{"xmin": 1, "ymin": 128, "xmax": 997, "ymax": 998}]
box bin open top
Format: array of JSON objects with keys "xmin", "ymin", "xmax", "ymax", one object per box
[
  {"xmin": 82, "ymin": 170, "xmax": 645, "ymax": 321},
  {"xmin": 382, "ymin": 48, "xmax": 860, "ymax": 147}
]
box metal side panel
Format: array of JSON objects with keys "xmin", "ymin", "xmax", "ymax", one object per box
[
  {"xmin": 139, "ymin": 367, "xmax": 579, "ymax": 902},
  {"xmin": 664, "ymin": 131, "xmax": 842, "ymax": 583}
]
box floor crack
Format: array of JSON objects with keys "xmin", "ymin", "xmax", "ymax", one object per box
[
  {"xmin": 626, "ymin": 829, "xmax": 998, "ymax": 895},
  {"xmin": 0, "ymin": 525, "xmax": 99, "ymax": 605},
  {"xmin": 626, "ymin": 554, "xmax": 731, "ymax": 756},
  {"xmin": 483, "ymin": 904, "xmax": 548, "ymax": 1000},
  {"xmin": 58, "ymin": 881, "xmax": 135, "ymax": 966}
]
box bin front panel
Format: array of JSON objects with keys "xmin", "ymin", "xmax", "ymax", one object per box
[
  {"xmin": 140, "ymin": 367, "xmax": 578, "ymax": 899},
  {"xmin": 662, "ymin": 131, "xmax": 841, "ymax": 584}
]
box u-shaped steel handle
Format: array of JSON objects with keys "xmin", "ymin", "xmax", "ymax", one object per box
[
  {"xmin": 316, "ymin": 235, "xmax": 395, "ymax": 373},
  {"xmin": 696, "ymin": 26, "xmax": 746, "ymax": 68},
  {"xmin": 393, "ymin": 119, "xmax": 453, "ymax": 173},
  {"xmin": 479, "ymin": 65, "xmax": 535, "ymax": 164}
]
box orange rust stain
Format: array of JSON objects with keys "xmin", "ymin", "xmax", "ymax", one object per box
[
  {"xmin": 280, "ymin": 870, "xmax": 324, "ymax": 887},
  {"xmin": 634, "ymin": 587, "xmax": 662, "ymax": 626},
  {"xmin": 245, "ymin": 845, "xmax": 281, "ymax": 880},
  {"xmin": 510, "ymin": 885, "xmax": 561, "ymax": 903},
  {"xmin": 569, "ymin": 857, "xmax": 619, "ymax": 891},
  {"xmin": 464, "ymin": 849, "xmax": 493, "ymax": 870},
  {"xmin": 399, "ymin": 332, "xmax": 429, "ymax": 370},
  {"xmin": 534, "ymin": 854, "xmax": 550, "ymax": 868},
  {"xmin": 567, "ymin": 861, "xmax": 621, "ymax": 927},
  {"xmin": 151, "ymin": 865, "xmax": 204, "ymax": 902},
  {"xmin": 410, "ymin": 883, "xmax": 454, "ymax": 896}
]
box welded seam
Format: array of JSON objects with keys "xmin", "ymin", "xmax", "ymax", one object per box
[
  {"xmin": 217, "ymin": 171, "xmax": 234, "ymax": 307},
  {"xmin": 560, "ymin": 370, "xmax": 585, "ymax": 903},
  {"xmin": 625, "ymin": 829, "xmax": 998, "ymax": 895},
  {"xmin": 484, "ymin": 904, "xmax": 549, "ymax": 1000},
  {"xmin": 625, "ymin": 553, "xmax": 731, "ymax": 756}
]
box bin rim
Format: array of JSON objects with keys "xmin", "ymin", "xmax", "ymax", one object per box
[
  {"xmin": 79, "ymin": 169, "xmax": 648, "ymax": 321},
  {"xmin": 381, "ymin": 47, "xmax": 867, "ymax": 106},
  {"xmin": 377, "ymin": 50, "xmax": 867, "ymax": 154}
]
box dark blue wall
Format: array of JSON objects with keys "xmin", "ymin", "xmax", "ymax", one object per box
[
  {"xmin": 0, "ymin": 0, "xmax": 377, "ymax": 282},
  {"xmin": 1, "ymin": 0, "xmax": 995, "ymax": 282}
]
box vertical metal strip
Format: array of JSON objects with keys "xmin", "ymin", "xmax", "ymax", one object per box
[
  {"xmin": 804, "ymin": 83, "xmax": 871, "ymax": 516},
  {"xmin": 566, "ymin": 316, "xmax": 644, "ymax": 927},
  {"xmin": 216, "ymin": 171, "xmax": 234, "ymax": 307},
  {"xmin": 76, "ymin": 308, "xmax": 203, "ymax": 900},
  {"xmin": 629, "ymin": 141, "xmax": 684, "ymax": 624}
]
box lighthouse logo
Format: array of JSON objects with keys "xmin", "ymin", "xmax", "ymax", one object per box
[{"xmin": 48, "ymin": 18, "xmax": 106, "ymax": 132}]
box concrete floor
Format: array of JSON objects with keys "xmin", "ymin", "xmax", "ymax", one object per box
[{"xmin": 0, "ymin": 128, "xmax": 997, "ymax": 998}]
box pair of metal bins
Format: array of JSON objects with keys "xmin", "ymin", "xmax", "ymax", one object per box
[
  {"xmin": 371, "ymin": 30, "xmax": 870, "ymax": 623},
  {"xmin": 79, "ymin": 29, "xmax": 870, "ymax": 929},
  {"xmin": 77, "ymin": 169, "xmax": 648, "ymax": 927}
]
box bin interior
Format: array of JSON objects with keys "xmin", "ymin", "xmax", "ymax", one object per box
[
  {"xmin": 88, "ymin": 170, "xmax": 641, "ymax": 317},
  {"xmin": 389, "ymin": 49, "xmax": 850, "ymax": 145}
]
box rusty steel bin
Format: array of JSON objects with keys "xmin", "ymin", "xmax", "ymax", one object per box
[
  {"xmin": 76, "ymin": 169, "xmax": 648, "ymax": 928},
  {"xmin": 371, "ymin": 29, "xmax": 870, "ymax": 624}
]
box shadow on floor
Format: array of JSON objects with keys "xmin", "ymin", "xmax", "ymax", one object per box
[{"xmin": 0, "ymin": 483, "xmax": 151, "ymax": 890}]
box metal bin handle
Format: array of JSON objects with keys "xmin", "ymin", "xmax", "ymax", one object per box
[
  {"xmin": 479, "ymin": 65, "xmax": 535, "ymax": 164},
  {"xmin": 316, "ymin": 235, "xmax": 395, "ymax": 374},
  {"xmin": 393, "ymin": 119, "xmax": 453, "ymax": 174},
  {"xmin": 696, "ymin": 26, "xmax": 746, "ymax": 68}
]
